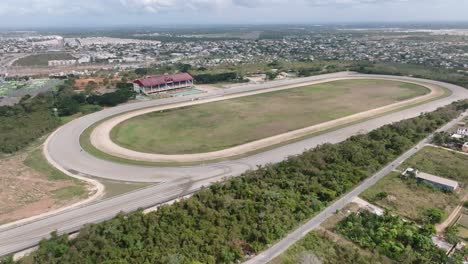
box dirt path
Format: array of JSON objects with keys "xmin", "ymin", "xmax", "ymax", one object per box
[
  {"xmin": 436, "ymin": 194, "xmax": 468, "ymax": 233},
  {"xmin": 90, "ymin": 77, "xmax": 445, "ymax": 163}
]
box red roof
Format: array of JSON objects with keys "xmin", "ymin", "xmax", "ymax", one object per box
[{"xmin": 134, "ymin": 73, "xmax": 193, "ymax": 87}]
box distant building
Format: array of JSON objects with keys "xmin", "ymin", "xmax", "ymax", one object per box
[
  {"xmin": 133, "ymin": 73, "xmax": 194, "ymax": 94},
  {"xmin": 457, "ymin": 127, "xmax": 468, "ymax": 136},
  {"xmin": 402, "ymin": 168, "xmax": 459, "ymax": 192},
  {"xmin": 48, "ymin": 59, "xmax": 77, "ymax": 67},
  {"xmin": 77, "ymin": 56, "xmax": 91, "ymax": 64}
]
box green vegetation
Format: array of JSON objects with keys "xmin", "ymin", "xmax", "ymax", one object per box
[
  {"xmin": 0, "ymin": 78, "xmax": 133, "ymax": 154},
  {"xmin": 19, "ymin": 101, "xmax": 467, "ymax": 264},
  {"xmin": 98, "ymin": 178, "xmax": 154, "ymax": 199},
  {"xmin": 13, "ymin": 53, "xmax": 76, "ymax": 67},
  {"xmin": 111, "ymin": 79, "xmax": 429, "ymax": 154},
  {"xmin": 445, "ymin": 225, "xmax": 461, "ymax": 245},
  {"xmin": 193, "ymin": 72, "xmax": 248, "ymax": 84},
  {"xmin": 423, "ymin": 208, "xmax": 446, "ymax": 224},
  {"xmin": 23, "ymin": 149, "xmax": 72, "ymax": 181},
  {"xmin": 399, "ymin": 146, "xmax": 468, "ymax": 183},
  {"xmin": 457, "ymin": 214, "xmax": 468, "ymax": 241},
  {"xmin": 23, "ymin": 148, "xmax": 88, "ymax": 202},
  {"xmin": 55, "ymin": 79, "xmax": 135, "ymax": 116},
  {"xmin": 361, "ymin": 172, "xmax": 459, "ymax": 223},
  {"xmin": 336, "ymin": 211, "xmax": 448, "ymax": 263},
  {"xmin": 52, "ymin": 186, "xmax": 87, "ymax": 200},
  {"xmin": 271, "ymin": 231, "xmax": 391, "ymax": 264},
  {"xmin": 353, "ymin": 62, "xmax": 468, "ymax": 89},
  {"xmin": 0, "ymin": 94, "xmax": 60, "ymax": 153}
]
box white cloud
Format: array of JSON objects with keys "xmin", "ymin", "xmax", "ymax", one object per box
[
  {"xmin": 0, "ymin": 0, "xmax": 113, "ymax": 15},
  {"xmin": 119, "ymin": 0, "xmax": 231, "ymax": 12},
  {"xmin": 0, "ymin": 0, "xmax": 292, "ymax": 15},
  {"xmin": 307, "ymin": 0, "xmax": 412, "ymax": 5}
]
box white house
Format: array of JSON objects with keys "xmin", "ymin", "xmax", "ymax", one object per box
[{"xmin": 457, "ymin": 127, "xmax": 468, "ymax": 136}]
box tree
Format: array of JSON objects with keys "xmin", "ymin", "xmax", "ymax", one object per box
[
  {"xmin": 266, "ymin": 71, "xmax": 278, "ymax": 80},
  {"xmin": 423, "ymin": 208, "xmax": 446, "ymax": 224},
  {"xmin": 56, "ymin": 97, "xmax": 80, "ymax": 116},
  {"xmin": 85, "ymin": 81, "xmax": 98, "ymax": 92},
  {"xmin": 375, "ymin": 192, "xmax": 388, "ymax": 201},
  {"xmin": 177, "ymin": 63, "xmax": 192, "ymax": 73},
  {"xmin": 134, "ymin": 68, "xmax": 149, "ymax": 75}
]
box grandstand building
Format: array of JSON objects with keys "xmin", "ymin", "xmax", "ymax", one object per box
[{"xmin": 133, "ymin": 73, "xmax": 194, "ymax": 94}]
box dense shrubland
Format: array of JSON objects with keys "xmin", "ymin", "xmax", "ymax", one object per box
[
  {"xmin": 336, "ymin": 211, "xmax": 448, "ymax": 263},
  {"xmin": 0, "ymin": 79, "xmax": 135, "ymax": 154}
]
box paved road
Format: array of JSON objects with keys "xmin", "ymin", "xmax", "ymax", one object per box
[
  {"xmin": 0, "ymin": 73, "xmax": 467, "ymax": 257},
  {"xmin": 244, "ymin": 111, "xmax": 467, "ymax": 264}
]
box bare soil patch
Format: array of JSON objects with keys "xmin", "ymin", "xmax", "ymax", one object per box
[{"xmin": 0, "ymin": 150, "xmax": 90, "ymax": 225}]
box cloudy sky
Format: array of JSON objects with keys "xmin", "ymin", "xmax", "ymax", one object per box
[{"xmin": 0, "ymin": 0, "xmax": 467, "ymax": 28}]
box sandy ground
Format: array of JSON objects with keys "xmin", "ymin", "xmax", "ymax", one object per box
[
  {"xmin": 0, "ymin": 151, "xmax": 93, "ymax": 225},
  {"xmin": 195, "ymin": 84, "xmax": 223, "ymax": 93},
  {"xmin": 91, "ymin": 77, "xmax": 445, "ymax": 163}
]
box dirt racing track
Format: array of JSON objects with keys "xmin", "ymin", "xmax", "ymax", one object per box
[{"xmin": 91, "ymin": 76, "xmax": 445, "ymax": 163}]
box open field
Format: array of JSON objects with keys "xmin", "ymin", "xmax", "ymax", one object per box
[
  {"xmin": 360, "ymin": 172, "xmax": 460, "ymax": 223},
  {"xmin": 398, "ymin": 146, "xmax": 468, "ymax": 183},
  {"xmin": 362, "ymin": 146, "xmax": 468, "ymax": 224},
  {"xmin": 270, "ymin": 230, "xmax": 392, "ymax": 264},
  {"xmin": 12, "ymin": 53, "xmax": 76, "ymax": 66},
  {"xmin": 0, "ymin": 147, "xmax": 90, "ymax": 225},
  {"xmin": 111, "ymin": 79, "xmax": 429, "ymax": 154},
  {"xmin": 458, "ymin": 225, "xmax": 468, "ymax": 241},
  {"xmin": 0, "ymin": 78, "xmax": 62, "ymax": 97}
]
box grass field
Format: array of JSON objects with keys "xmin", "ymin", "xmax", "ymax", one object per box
[
  {"xmin": 362, "ymin": 146, "xmax": 468, "ymax": 223},
  {"xmin": 361, "ymin": 172, "xmax": 459, "ymax": 223},
  {"xmin": 13, "ymin": 53, "xmax": 76, "ymax": 66},
  {"xmin": 24, "ymin": 149, "xmax": 79, "ymax": 182},
  {"xmin": 111, "ymin": 79, "xmax": 429, "ymax": 154}
]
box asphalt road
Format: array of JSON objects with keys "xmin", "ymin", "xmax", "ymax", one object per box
[
  {"xmin": 0, "ymin": 72, "xmax": 467, "ymax": 257},
  {"xmin": 244, "ymin": 112, "xmax": 467, "ymax": 264}
]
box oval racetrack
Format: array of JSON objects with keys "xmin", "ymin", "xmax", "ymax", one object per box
[
  {"xmin": 47, "ymin": 72, "xmax": 468, "ymax": 183},
  {"xmin": 0, "ymin": 72, "xmax": 467, "ymax": 257},
  {"xmin": 91, "ymin": 77, "xmax": 441, "ymax": 163}
]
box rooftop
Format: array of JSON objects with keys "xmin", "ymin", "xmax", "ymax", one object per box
[
  {"xmin": 416, "ymin": 172, "xmax": 459, "ymax": 189},
  {"xmin": 134, "ymin": 73, "xmax": 193, "ymax": 87}
]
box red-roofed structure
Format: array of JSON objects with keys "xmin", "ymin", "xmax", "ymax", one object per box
[{"xmin": 133, "ymin": 73, "xmax": 194, "ymax": 94}]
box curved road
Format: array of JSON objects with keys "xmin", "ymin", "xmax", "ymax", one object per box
[{"xmin": 0, "ymin": 72, "xmax": 467, "ymax": 257}]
